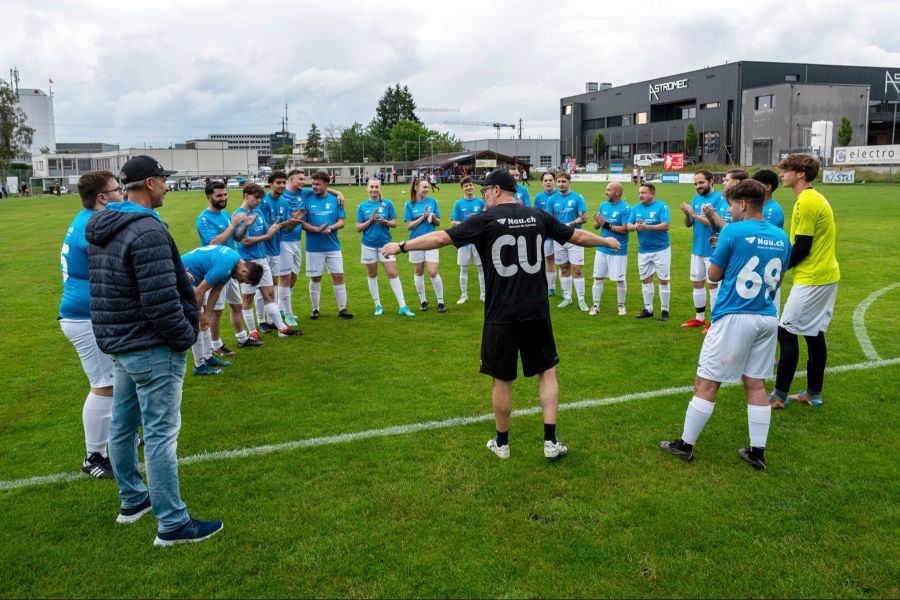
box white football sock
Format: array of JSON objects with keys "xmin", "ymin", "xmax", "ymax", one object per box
[
  {"xmin": 616, "ymin": 280, "xmax": 627, "ymax": 305},
  {"xmin": 242, "ymin": 308, "xmax": 256, "ymax": 333},
  {"xmin": 459, "ymin": 269, "xmax": 468, "ymax": 297},
  {"xmin": 389, "ymin": 276, "xmax": 406, "ymax": 307},
  {"xmin": 414, "ymin": 274, "xmax": 426, "ymax": 302},
  {"xmin": 682, "ymin": 396, "xmax": 715, "ymax": 445},
  {"xmin": 641, "ymin": 282, "xmax": 654, "ymax": 311},
  {"xmin": 573, "ymin": 277, "xmax": 585, "ymax": 301},
  {"xmin": 254, "ymin": 291, "xmax": 267, "ymax": 324},
  {"xmin": 367, "ymin": 277, "xmax": 380, "ymax": 304},
  {"xmin": 309, "ymin": 280, "xmax": 321, "ymax": 310},
  {"xmin": 592, "ymin": 279, "xmax": 604, "ymax": 306},
  {"xmin": 476, "ymin": 265, "xmax": 485, "ymax": 296},
  {"xmin": 211, "ymin": 337, "xmax": 223, "ymax": 350},
  {"xmin": 265, "ymin": 302, "xmax": 286, "ymax": 330},
  {"xmin": 709, "ymin": 286, "xmax": 719, "ymax": 311},
  {"xmin": 191, "ymin": 335, "xmax": 206, "ymax": 367},
  {"xmin": 236, "ymin": 329, "xmax": 249, "ymax": 343},
  {"xmin": 546, "ymin": 270, "xmax": 557, "ymax": 290},
  {"xmin": 431, "ymin": 275, "xmax": 444, "ymax": 304},
  {"xmin": 747, "ymin": 404, "xmax": 771, "ymax": 448},
  {"xmin": 693, "ymin": 288, "xmax": 706, "ymax": 320},
  {"xmin": 334, "ymin": 283, "xmax": 347, "ymax": 310},
  {"xmin": 279, "ymin": 285, "xmax": 293, "ymax": 316},
  {"xmin": 83, "ymin": 392, "xmax": 112, "ymax": 456},
  {"xmin": 660, "ymin": 284, "xmax": 670, "ymax": 311},
  {"xmin": 560, "ymin": 275, "xmax": 572, "ymax": 299},
  {"xmin": 201, "ymin": 328, "xmax": 213, "ymax": 360}
]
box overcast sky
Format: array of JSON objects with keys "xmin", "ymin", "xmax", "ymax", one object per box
[{"xmin": 2, "ymin": 0, "xmax": 899, "ymax": 147}]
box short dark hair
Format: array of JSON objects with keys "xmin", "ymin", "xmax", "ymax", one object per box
[
  {"xmin": 77, "ymin": 170, "xmax": 117, "ymax": 209},
  {"xmin": 311, "ymin": 171, "xmax": 330, "ymax": 184},
  {"xmin": 752, "ymin": 169, "xmax": 779, "ymax": 193},
  {"xmin": 640, "ymin": 182, "xmax": 656, "ymax": 194},
  {"xmin": 541, "ymin": 171, "xmax": 556, "ymax": 181},
  {"xmin": 268, "ymin": 170, "xmax": 288, "ymax": 184},
  {"xmin": 460, "ymin": 176, "xmax": 474, "ymax": 186},
  {"xmin": 694, "ymin": 169, "xmax": 714, "ymax": 182},
  {"xmin": 243, "ymin": 183, "xmax": 264, "ymax": 198},
  {"xmin": 726, "ymin": 168, "xmax": 749, "ymax": 182},
  {"xmin": 777, "ymin": 153, "xmax": 820, "ymax": 182},
  {"xmin": 555, "ymin": 172, "xmax": 570, "ymax": 181},
  {"xmin": 286, "ymin": 169, "xmax": 303, "ymax": 179},
  {"xmin": 240, "ymin": 261, "xmax": 264, "ymax": 286},
  {"xmin": 724, "ymin": 179, "xmax": 766, "ymax": 208},
  {"xmin": 205, "ymin": 180, "xmax": 226, "ymax": 197}
]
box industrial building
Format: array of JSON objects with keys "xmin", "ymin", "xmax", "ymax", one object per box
[
  {"xmin": 462, "ymin": 139, "xmax": 560, "ymax": 171},
  {"xmin": 560, "ymin": 61, "xmax": 900, "ymax": 166}
]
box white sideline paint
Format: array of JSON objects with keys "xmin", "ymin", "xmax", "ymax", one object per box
[
  {"xmin": 1, "ymin": 357, "xmax": 897, "ymax": 494},
  {"xmin": 852, "ymin": 282, "xmax": 900, "ymax": 360}
]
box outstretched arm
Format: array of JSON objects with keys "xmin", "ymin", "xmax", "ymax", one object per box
[
  {"xmin": 567, "ymin": 229, "xmax": 620, "ymax": 251},
  {"xmin": 382, "ymin": 230, "xmax": 453, "ymax": 257}
]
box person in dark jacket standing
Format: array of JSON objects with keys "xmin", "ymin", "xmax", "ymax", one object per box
[{"xmin": 86, "ymin": 155, "xmax": 223, "ymax": 547}]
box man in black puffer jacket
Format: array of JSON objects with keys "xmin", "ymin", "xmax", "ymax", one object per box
[{"xmin": 86, "ymin": 155, "xmax": 223, "ymax": 547}]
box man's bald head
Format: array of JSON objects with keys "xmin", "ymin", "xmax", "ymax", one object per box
[{"xmin": 605, "ymin": 181, "xmax": 623, "ymax": 201}]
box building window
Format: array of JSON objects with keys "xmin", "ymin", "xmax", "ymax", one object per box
[
  {"xmin": 515, "ymin": 156, "xmax": 530, "ymax": 163},
  {"xmin": 562, "ymin": 105, "xmax": 573, "ymax": 116},
  {"xmin": 584, "ymin": 117, "xmax": 605, "ymax": 129},
  {"xmin": 636, "ymin": 143, "xmax": 651, "ymax": 154},
  {"xmin": 609, "ymin": 145, "xmax": 622, "ymax": 160},
  {"xmin": 540, "ymin": 155, "xmax": 552, "ymax": 167},
  {"xmin": 621, "ymin": 144, "xmax": 632, "ymax": 159},
  {"xmin": 785, "ymin": 74, "xmax": 799, "ymax": 82},
  {"xmin": 681, "ymin": 106, "xmax": 697, "ymax": 119},
  {"xmin": 703, "ymin": 131, "xmax": 721, "ymax": 157},
  {"xmin": 701, "ymin": 101, "xmax": 720, "ymax": 109},
  {"xmin": 636, "ymin": 112, "xmax": 648, "ymax": 124},
  {"xmin": 755, "ymin": 94, "xmax": 774, "ymax": 111},
  {"xmin": 622, "ymin": 114, "xmax": 633, "ymax": 126},
  {"xmin": 607, "ymin": 115, "xmax": 623, "ymax": 127}
]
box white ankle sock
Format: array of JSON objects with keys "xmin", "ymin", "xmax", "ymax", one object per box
[
  {"xmin": 747, "ymin": 404, "xmax": 771, "ymax": 448},
  {"xmin": 560, "ymin": 275, "xmax": 572, "ymax": 299},
  {"xmin": 459, "ymin": 270, "xmax": 468, "ymax": 297},
  {"xmin": 242, "ymin": 308, "xmax": 256, "ymax": 333},
  {"xmin": 367, "ymin": 277, "xmax": 380, "ymax": 304},
  {"xmin": 265, "ymin": 302, "xmax": 286, "ymax": 330},
  {"xmin": 660, "ymin": 284, "xmax": 670, "ymax": 311},
  {"xmin": 83, "ymin": 392, "xmax": 112, "ymax": 456},
  {"xmin": 573, "ymin": 277, "xmax": 585, "ymax": 301},
  {"xmin": 641, "ymin": 283, "xmax": 654, "ymax": 311},
  {"xmin": 592, "ymin": 279, "xmax": 604, "ymax": 306},
  {"xmin": 682, "ymin": 396, "xmax": 715, "ymax": 445},
  {"xmin": 309, "ymin": 280, "xmax": 321, "ymax": 310},
  {"xmin": 693, "ymin": 288, "xmax": 706, "ymax": 320},
  {"xmin": 389, "ymin": 276, "xmax": 406, "ymax": 307},
  {"xmin": 414, "ymin": 274, "xmax": 426, "ymax": 302},
  {"xmin": 431, "ymin": 275, "xmax": 444, "ymax": 304},
  {"xmin": 334, "ymin": 283, "xmax": 347, "ymax": 310}
]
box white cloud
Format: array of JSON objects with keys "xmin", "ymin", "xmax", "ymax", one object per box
[{"xmin": 1, "ymin": 0, "xmax": 897, "ymax": 147}]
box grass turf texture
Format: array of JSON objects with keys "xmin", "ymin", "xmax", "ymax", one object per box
[{"xmin": 0, "ymin": 182, "xmax": 898, "ymax": 598}]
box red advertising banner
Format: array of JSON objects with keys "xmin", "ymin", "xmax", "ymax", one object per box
[{"xmin": 663, "ymin": 153, "xmax": 684, "ymax": 171}]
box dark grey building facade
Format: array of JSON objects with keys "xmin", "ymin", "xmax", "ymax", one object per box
[{"xmin": 560, "ymin": 61, "xmax": 900, "ymax": 166}]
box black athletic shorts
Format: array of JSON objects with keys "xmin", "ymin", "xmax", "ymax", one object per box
[{"xmin": 480, "ymin": 318, "xmax": 559, "ymax": 381}]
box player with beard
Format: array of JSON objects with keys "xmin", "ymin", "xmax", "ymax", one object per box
[{"xmin": 382, "ymin": 169, "xmax": 619, "ymax": 460}]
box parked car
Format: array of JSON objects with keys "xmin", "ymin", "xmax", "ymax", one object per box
[
  {"xmin": 226, "ymin": 179, "xmax": 240, "ymax": 189},
  {"xmin": 166, "ymin": 179, "xmax": 178, "ymax": 191},
  {"xmin": 188, "ymin": 179, "xmax": 206, "ymax": 190},
  {"xmin": 634, "ymin": 153, "xmax": 665, "ymax": 167}
]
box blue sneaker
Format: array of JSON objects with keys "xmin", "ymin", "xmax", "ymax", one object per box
[
  {"xmin": 154, "ymin": 518, "xmax": 223, "ymax": 547},
  {"xmin": 548, "ymin": 288, "xmax": 557, "ymax": 297},
  {"xmin": 284, "ymin": 314, "xmax": 299, "ymax": 328},
  {"xmin": 192, "ymin": 364, "xmax": 223, "ymax": 376},
  {"xmin": 374, "ymin": 303, "xmax": 383, "ymax": 316},
  {"xmin": 117, "ymin": 496, "xmax": 152, "ymax": 524},
  {"xmin": 790, "ymin": 390, "xmax": 823, "ymax": 407},
  {"xmin": 398, "ymin": 306, "xmax": 415, "ymax": 317},
  {"xmin": 206, "ymin": 356, "xmax": 231, "ymax": 368}
]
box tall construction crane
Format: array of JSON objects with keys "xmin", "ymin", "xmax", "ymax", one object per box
[
  {"xmin": 417, "ymin": 108, "xmax": 461, "ymax": 112},
  {"xmin": 444, "ymin": 120, "xmax": 516, "ymax": 138}
]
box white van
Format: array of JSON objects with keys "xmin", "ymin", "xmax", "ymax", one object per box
[{"xmin": 634, "ymin": 154, "xmax": 664, "ymax": 167}]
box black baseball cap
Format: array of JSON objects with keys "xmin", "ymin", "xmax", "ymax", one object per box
[
  {"xmin": 476, "ymin": 169, "xmax": 517, "ymax": 193},
  {"xmin": 119, "ymin": 155, "xmax": 176, "ymax": 185}
]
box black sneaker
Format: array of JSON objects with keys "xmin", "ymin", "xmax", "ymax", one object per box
[
  {"xmin": 437, "ymin": 303, "xmax": 447, "ymax": 313},
  {"xmin": 238, "ymin": 336, "xmax": 265, "ymax": 348},
  {"xmin": 659, "ymin": 310, "xmax": 669, "ymax": 321},
  {"xmin": 310, "ymin": 309, "xmax": 320, "ymax": 320},
  {"xmin": 257, "ymin": 322, "xmax": 275, "ymax": 333},
  {"xmin": 738, "ymin": 447, "xmax": 768, "ymax": 470},
  {"xmin": 634, "ymin": 308, "xmax": 654, "ymax": 319},
  {"xmin": 116, "ymin": 496, "xmax": 152, "ymax": 524},
  {"xmin": 338, "ymin": 309, "xmax": 354, "ymax": 319},
  {"xmin": 82, "ymin": 452, "xmax": 114, "ymax": 479},
  {"xmin": 420, "ymin": 301, "xmax": 428, "ymax": 312},
  {"xmin": 213, "ymin": 345, "xmax": 237, "ymax": 357},
  {"xmin": 659, "ymin": 439, "xmax": 694, "ymax": 461},
  {"xmin": 153, "ymin": 518, "xmax": 224, "ymax": 547}
]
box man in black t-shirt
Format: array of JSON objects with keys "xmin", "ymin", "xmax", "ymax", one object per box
[{"xmin": 382, "ymin": 169, "xmax": 619, "ymax": 460}]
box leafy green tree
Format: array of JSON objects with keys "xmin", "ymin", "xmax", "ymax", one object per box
[
  {"xmin": 337, "ymin": 123, "xmax": 367, "ymax": 162},
  {"xmin": 684, "ymin": 122, "xmax": 698, "ymax": 158},
  {"xmin": 592, "ymin": 131, "xmax": 607, "ymax": 161},
  {"xmin": 369, "ymin": 84, "xmax": 420, "ymax": 144},
  {"xmin": 837, "ymin": 116, "xmax": 854, "ymax": 147},
  {"xmin": 273, "ymin": 144, "xmax": 293, "ymax": 155},
  {"xmin": 430, "ymin": 131, "xmax": 464, "ymax": 154},
  {"xmin": 0, "ymin": 81, "xmax": 34, "ymax": 170},
  {"xmin": 304, "ymin": 123, "xmax": 322, "ymax": 159}
]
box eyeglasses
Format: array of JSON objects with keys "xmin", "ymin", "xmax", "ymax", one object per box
[
  {"xmin": 480, "ymin": 185, "xmax": 496, "ymax": 197},
  {"xmin": 102, "ymin": 186, "xmax": 123, "ymax": 194}
]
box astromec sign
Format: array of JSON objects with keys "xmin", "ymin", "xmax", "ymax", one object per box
[
  {"xmin": 649, "ymin": 78, "xmax": 689, "ymax": 101},
  {"xmin": 833, "ymin": 144, "xmax": 900, "ymax": 165}
]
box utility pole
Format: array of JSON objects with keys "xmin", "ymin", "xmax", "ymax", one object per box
[{"xmin": 518, "ymin": 118, "xmax": 523, "ymax": 140}]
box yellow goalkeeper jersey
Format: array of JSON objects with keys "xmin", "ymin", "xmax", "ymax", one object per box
[{"xmin": 789, "ymin": 187, "xmax": 840, "ymax": 285}]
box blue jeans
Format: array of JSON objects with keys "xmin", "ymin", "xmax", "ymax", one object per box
[{"xmin": 109, "ymin": 346, "xmax": 190, "ymax": 533}]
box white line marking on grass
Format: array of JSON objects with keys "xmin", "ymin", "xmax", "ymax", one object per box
[
  {"xmin": 1, "ymin": 357, "xmax": 898, "ymax": 494},
  {"xmin": 853, "ymin": 282, "xmax": 900, "ymax": 360}
]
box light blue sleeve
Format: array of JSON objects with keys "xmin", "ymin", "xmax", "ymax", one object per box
[
  {"xmin": 432, "ymin": 199, "xmax": 441, "ymax": 218},
  {"xmin": 404, "ymin": 202, "xmax": 413, "ymax": 221},
  {"xmin": 196, "ymin": 215, "xmax": 219, "ymax": 246},
  {"xmin": 451, "ymin": 200, "xmax": 461, "ymax": 221},
  {"xmin": 356, "ymin": 204, "xmax": 366, "ymax": 224},
  {"xmin": 660, "ymin": 203, "xmax": 671, "ymax": 224},
  {"xmin": 578, "ymin": 195, "xmax": 588, "ymax": 214},
  {"xmin": 627, "ymin": 207, "xmax": 637, "ymax": 224},
  {"xmin": 337, "ymin": 206, "xmax": 346, "ymax": 219},
  {"xmin": 205, "ymin": 258, "xmax": 234, "ymax": 287}
]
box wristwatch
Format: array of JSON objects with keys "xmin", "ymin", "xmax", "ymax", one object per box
[{"xmin": 399, "ymin": 240, "xmax": 408, "ymax": 253}]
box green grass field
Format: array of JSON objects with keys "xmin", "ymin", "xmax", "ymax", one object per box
[{"xmin": 0, "ymin": 181, "xmax": 898, "ymax": 598}]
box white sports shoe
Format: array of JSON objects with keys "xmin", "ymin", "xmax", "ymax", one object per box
[
  {"xmin": 618, "ymin": 304, "xmax": 627, "ymax": 316},
  {"xmin": 588, "ymin": 305, "xmax": 599, "ymax": 316},
  {"xmin": 544, "ymin": 439, "xmax": 568, "ymax": 460},
  {"xmin": 578, "ymin": 299, "xmax": 589, "ymax": 311},
  {"xmin": 486, "ymin": 438, "xmax": 510, "ymax": 459},
  {"xmin": 557, "ymin": 297, "xmax": 572, "ymax": 308},
  {"xmin": 456, "ymin": 295, "xmax": 468, "ymax": 305}
]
